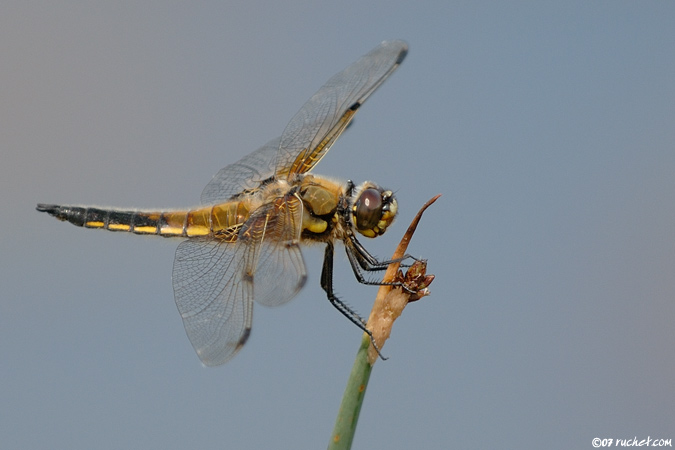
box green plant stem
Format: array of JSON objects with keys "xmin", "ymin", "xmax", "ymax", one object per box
[
  {"xmin": 327, "ymin": 334, "xmax": 373, "ymax": 450},
  {"xmin": 327, "ymin": 194, "xmax": 439, "ymax": 450}
]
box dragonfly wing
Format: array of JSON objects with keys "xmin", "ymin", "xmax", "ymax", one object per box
[
  {"xmin": 238, "ymin": 193, "xmax": 307, "ymax": 307},
  {"xmin": 276, "ymin": 40, "xmax": 408, "ymax": 177},
  {"xmin": 172, "ymin": 237, "xmax": 254, "ymax": 366},
  {"xmin": 200, "ymin": 40, "xmax": 407, "ymax": 203},
  {"xmin": 172, "ymin": 193, "xmax": 307, "ymax": 365},
  {"xmin": 200, "ymin": 136, "xmax": 281, "ymax": 205}
]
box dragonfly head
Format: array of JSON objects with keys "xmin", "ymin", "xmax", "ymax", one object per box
[{"xmin": 351, "ymin": 182, "xmax": 398, "ymax": 238}]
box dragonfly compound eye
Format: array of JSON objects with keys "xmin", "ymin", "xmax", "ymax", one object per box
[{"xmin": 353, "ymin": 187, "xmax": 397, "ymax": 238}]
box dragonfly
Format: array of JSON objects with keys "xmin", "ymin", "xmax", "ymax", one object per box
[{"xmin": 37, "ymin": 40, "xmax": 412, "ymax": 366}]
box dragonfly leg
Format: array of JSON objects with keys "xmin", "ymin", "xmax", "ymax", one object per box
[
  {"xmin": 320, "ymin": 242, "xmax": 387, "ymax": 360},
  {"xmin": 344, "ymin": 235, "xmax": 418, "ymax": 293}
]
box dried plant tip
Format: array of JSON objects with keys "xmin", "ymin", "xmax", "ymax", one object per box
[
  {"xmin": 366, "ymin": 194, "xmax": 441, "ymax": 364},
  {"xmin": 397, "ymin": 260, "xmax": 435, "ymax": 302}
]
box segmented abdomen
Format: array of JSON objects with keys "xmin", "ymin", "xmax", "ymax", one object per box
[{"xmin": 36, "ymin": 202, "xmax": 250, "ymax": 241}]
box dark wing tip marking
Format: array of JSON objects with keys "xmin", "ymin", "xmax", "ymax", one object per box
[
  {"xmin": 236, "ymin": 327, "xmax": 252, "ymax": 351},
  {"xmin": 381, "ymin": 39, "xmax": 408, "ymax": 59},
  {"xmin": 298, "ymin": 273, "xmax": 308, "ymax": 291},
  {"xmin": 395, "ymin": 45, "xmax": 408, "ymax": 64}
]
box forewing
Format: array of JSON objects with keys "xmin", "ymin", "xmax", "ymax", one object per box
[
  {"xmin": 200, "ymin": 40, "xmax": 407, "ymax": 203},
  {"xmin": 172, "ymin": 237, "xmax": 254, "ymax": 366},
  {"xmin": 238, "ymin": 194, "xmax": 307, "ymax": 307},
  {"xmin": 275, "ymin": 40, "xmax": 408, "ymax": 177},
  {"xmin": 200, "ymin": 137, "xmax": 281, "ymax": 204}
]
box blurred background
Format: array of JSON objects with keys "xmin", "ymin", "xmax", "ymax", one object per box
[{"xmin": 2, "ymin": 2, "xmax": 674, "ymax": 449}]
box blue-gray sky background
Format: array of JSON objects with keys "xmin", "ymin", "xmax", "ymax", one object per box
[{"xmin": 2, "ymin": 2, "xmax": 674, "ymax": 449}]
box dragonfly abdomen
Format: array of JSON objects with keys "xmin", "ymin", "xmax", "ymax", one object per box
[
  {"xmin": 36, "ymin": 204, "xmax": 184, "ymax": 236},
  {"xmin": 37, "ymin": 202, "xmax": 249, "ymax": 239}
]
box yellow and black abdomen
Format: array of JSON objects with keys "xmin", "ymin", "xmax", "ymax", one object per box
[{"xmin": 36, "ymin": 202, "xmax": 250, "ymax": 240}]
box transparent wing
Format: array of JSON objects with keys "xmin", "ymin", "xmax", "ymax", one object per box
[
  {"xmin": 275, "ymin": 40, "xmax": 408, "ymax": 177},
  {"xmin": 173, "ymin": 237, "xmax": 254, "ymax": 366},
  {"xmin": 199, "ymin": 40, "xmax": 407, "ymax": 204},
  {"xmin": 240, "ymin": 194, "xmax": 307, "ymax": 307},
  {"xmin": 200, "ymin": 137, "xmax": 281, "ymax": 204},
  {"xmin": 172, "ymin": 193, "xmax": 307, "ymax": 366}
]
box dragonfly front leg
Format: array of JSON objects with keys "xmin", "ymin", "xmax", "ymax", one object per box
[{"xmin": 344, "ymin": 234, "xmax": 418, "ymax": 293}]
